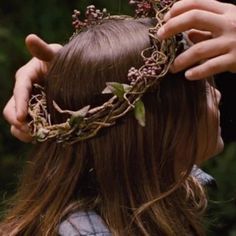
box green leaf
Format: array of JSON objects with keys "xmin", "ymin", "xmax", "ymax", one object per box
[
  {"xmin": 123, "ymin": 84, "xmax": 132, "ymax": 92},
  {"xmin": 68, "ymin": 106, "xmax": 90, "ymax": 126},
  {"xmin": 102, "ymin": 83, "xmax": 132, "ymax": 97},
  {"xmin": 104, "ymin": 82, "xmax": 125, "ymax": 99},
  {"xmin": 134, "ymin": 99, "xmax": 146, "ymax": 127},
  {"xmin": 69, "ymin": 116, "xmax": 84, "ymax": 127}
]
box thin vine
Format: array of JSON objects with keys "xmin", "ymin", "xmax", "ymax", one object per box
[{"xmin": 28, "ymin": 0, "xmax": 181, "ymax": 144}]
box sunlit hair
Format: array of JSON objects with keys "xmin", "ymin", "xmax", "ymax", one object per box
[{"xmin": 0, "ymin": 18, "xmax": 219, "ymax": 236}]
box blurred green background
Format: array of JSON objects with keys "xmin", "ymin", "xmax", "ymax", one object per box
[{"xmin": 0, "ymin": 1, "xmax": 235, "ymax": 235}]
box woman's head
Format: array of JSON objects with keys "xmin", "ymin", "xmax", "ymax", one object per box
[
  {"xmin": 1, "ymin": 18, "xmax": 223, "ymax": 236},
  {"xmin": 46, "ymin": 18, "xmax": 222, "ymax": 172},
  {"xmin": 44, "ymin": 18, "xmax": 221, "ymax": 232}
]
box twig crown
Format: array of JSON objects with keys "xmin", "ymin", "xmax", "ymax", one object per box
[{"xmin": 28, "ymin": 0, "xmax": 182, "ymax": 144}]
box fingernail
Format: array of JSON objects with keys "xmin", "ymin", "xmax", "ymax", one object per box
[
  {"xmin": 185, "ymin": 70, "xmax": 193, "ymax": 80},
  {"xmin": 157, "ymin": 27, "xmax": 165, "ymax": 39}
]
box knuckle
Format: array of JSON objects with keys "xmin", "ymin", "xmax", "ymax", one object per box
[
  {"xmin": 189, "ymin": 0, "xmax": 199, "ymax": 8},
  {"xmin": 192, "ymin": 45, "xmax": 206, "ymax": 58},
  {"xmin": 13, "ymin": 86, "xmax": 17, "ymax": 97},
  {"xmin": 225, "ymin": 3, "xmax": 236, "ymax": 14},
  {"xmin": 2, "ymin": 106, "xmax": 8, "ymax": 119},
  {"xmin": 2, "ymin": 100, "xmax": 12, "ymax": 121},
  {"xmin": 189, "ymin": 10, "xmax": 201, "ymax": 22},
  {"xmin": 179, "ymin": 0, "xmax": 199, "ymax": 10},
  {"xmin": 228, "ymin": 35, "xmax": 236, "ymax": 45},
  {"xmin": 228, "ymin": 19, "xmax": 236, "ymax": 32},
  {"xmin": 15, "ymin": 67, "xmax": 24, "ymax": 81},
  {"xmin": 206, "ymin": 62, "xmax": 218, "ymax": 73}
]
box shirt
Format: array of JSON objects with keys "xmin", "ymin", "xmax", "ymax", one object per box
[{"xmin": 58, "ymin": 166, "xmax": 215, "ymax": 236}]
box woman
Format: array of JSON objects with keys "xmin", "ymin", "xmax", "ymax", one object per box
[
  {"xmin": 0, "ymin": 11, "xmax": 223, "ymax": 236},
  {"xmin": 4, "ymin": 0, "xmax": 236, "ymax": 141}
]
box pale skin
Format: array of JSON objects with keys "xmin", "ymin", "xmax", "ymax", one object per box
[
  {"xmin": 157, "ymin": 0, "xmax": 236, "ymax": 80},
  {"xmin": 2, "ymin": 34, "xmax": 62, "ymax": 142},
  {"xmin": 3, "ymin": 0, "xmax": 236, "ymax": 141}
]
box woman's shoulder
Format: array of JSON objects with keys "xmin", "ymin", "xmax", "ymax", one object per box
[
  {"xmin": 58, "ymin": 211, "xmax": 112, "ymax": 236},
  {"xmin": 58, "ymin": 167, "xmax": 214, "ymax": 236}
]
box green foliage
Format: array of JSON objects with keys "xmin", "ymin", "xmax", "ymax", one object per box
[
  {"xmin": 134, "ymin": 99, "xmax": 146, "ymax": 127},
  {"xmin": 0, "ymin": 1, "xmax": 235, "ymax": 235},
  {"xmin": 204, "ymin": 143, "xmax": 236, "ymax": 236},
  {"xmin": 105, "ymin": 82, "xmax": 127, "ymax": 99}
]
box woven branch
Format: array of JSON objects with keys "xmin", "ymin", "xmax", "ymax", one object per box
[{"xmin": 28, "ymin": 0, "xmax": 180, "ymax": 144}]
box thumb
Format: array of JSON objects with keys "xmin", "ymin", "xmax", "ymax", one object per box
[{"xmin": 25, "ymin": 34, "xmax": 61, "ymax": 62}]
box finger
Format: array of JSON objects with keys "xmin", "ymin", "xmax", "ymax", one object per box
[
  {"xmin": 11, "ymin": 125, "xmax": 32, "ymax": 143},
  {"xmin": 171, "ymin": 37, "xmax": 228, "ymax": 73},
  {"xmin": 3, "ymin": 97, "xmax": 22, "ymax": 127},
  {"xmin": 185, "ymin": 54, "xmax": 233, "ymax": 80},
  {"xmin": 164, "ymin": 0, "xmax": 224, "ymax": 21},
  {"xmin": 25, "ymin": 34, "xmax": 56, "ymax": 62},
  {"xmin": 187, "ymin": 30, "xmax": 212, "ymax": 43},
  {"xmin": 14, "ymin": 65, "xmax": 36, "ymax": 121},
  {"xmin": 158, "ymin": 10, "xmax": 223, "ymax": 39}
]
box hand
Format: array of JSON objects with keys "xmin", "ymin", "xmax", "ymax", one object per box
[
  {"xmin": 3, "ymin": 34, "xmax": 62, "ymax": 142},
  {"xmin": 157, "ymin": 0, "xmax": 236, "ymax": 80}
]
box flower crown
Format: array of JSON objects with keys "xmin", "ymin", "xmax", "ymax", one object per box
[{"xmin": 28, "ymin": 0, "xmax": 183, "ymax": 144}]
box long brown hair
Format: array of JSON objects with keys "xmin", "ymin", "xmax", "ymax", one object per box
[{"xmin": 1, "ymin": 18, "xmax": 218, "ymax": 235}]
